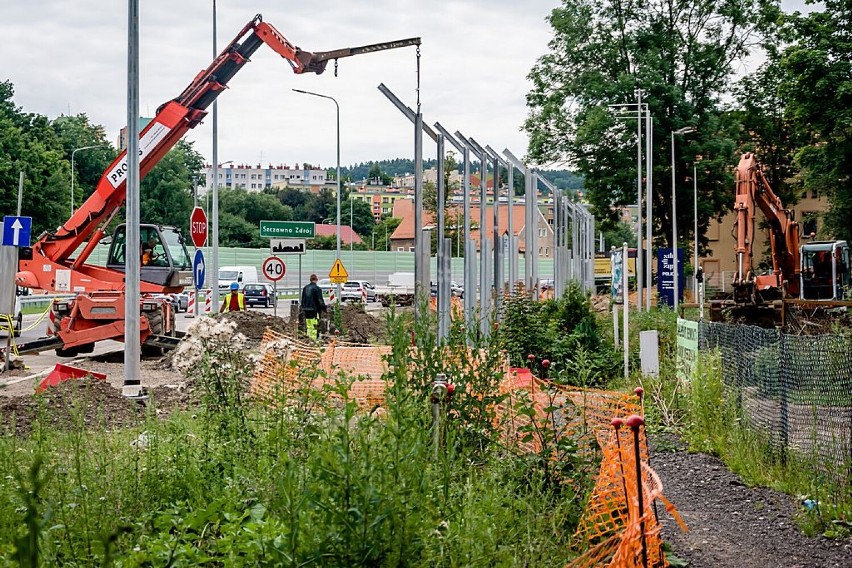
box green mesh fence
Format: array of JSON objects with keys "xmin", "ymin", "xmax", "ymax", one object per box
[{"xmin": 699, "ymin": 321, "xmax": 852, "ymax": 469}]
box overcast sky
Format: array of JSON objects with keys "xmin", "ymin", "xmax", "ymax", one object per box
[
  {"xmin": 2, "ymin": 0, "xmax": 563, "ymax": 169},
  {"xmin": 2, "ymin": 1, "xmax": 816, "ymax": 171}
]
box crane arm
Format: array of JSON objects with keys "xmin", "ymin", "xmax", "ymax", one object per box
[
  {"xmin": 38, "ymin": 15, "xmax": 328, "ymax": 265},
  {"xmin": 308, "ymin": 37, "xmax": 421, "ymax": 65},
  {"xmin": 733, "ymin": 152, "xmax": 800, "ymax": 294}
]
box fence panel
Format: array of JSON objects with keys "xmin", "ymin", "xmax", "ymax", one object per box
[{"xmin": 699, "ymin": 321, "xmax": 852, "ymax": 468}]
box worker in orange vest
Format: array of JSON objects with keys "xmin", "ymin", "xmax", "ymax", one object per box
[{"xmin": 220, "ymin": 282, "xmax": 245, "ymax": 312}]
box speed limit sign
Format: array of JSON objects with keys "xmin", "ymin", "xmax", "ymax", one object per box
[{"xmin": 262, "ymin": 256, "xmax": 286, "ymax": 281}]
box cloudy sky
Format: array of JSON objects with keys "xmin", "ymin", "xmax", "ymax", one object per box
[
  {"xmin": 2, "ymin": 1, "xmax": 816, "ymax": 170},
  {"xmin": 2, "ymin": 0, "xmax": 563, "ymax": 169}
]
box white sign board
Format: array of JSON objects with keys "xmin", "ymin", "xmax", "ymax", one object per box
[
  {"xmin": 270, "ymin": 238, "xmax": 306, "ymax": 255},
  {"xmin": 55, "ymin": 269, "xmax": 72, "ymax": 293},
  {"xmin": 106, "ymin": 121, "xmax": 172, "ymax": 189}
]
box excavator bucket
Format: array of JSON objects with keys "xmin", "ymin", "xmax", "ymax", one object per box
[{"xmin": 37, "ymin": 363, "xmax": 107, "ymax": 393}]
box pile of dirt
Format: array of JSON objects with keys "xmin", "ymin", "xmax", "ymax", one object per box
[
  {"xmin": 0, "ymin": 378, "xmax": 144, "ymax": 436},
  {"xmin": 214, "ymin": 310, "xmax": 290, "ymax": 344},
  {"xmin": 339, "ymin": 304, "xmax": 387, "ymax": 344}
]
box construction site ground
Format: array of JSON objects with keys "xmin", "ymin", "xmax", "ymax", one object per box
[{"xmin": 1, "ymin": 309, "xmax": 851, "ymax": 567}]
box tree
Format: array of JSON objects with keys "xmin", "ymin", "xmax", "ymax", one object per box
[
  {"xmin": 601, "ymin": 219, "xmax": 637, "ymax": 249},
  {"xmin": 366, "ymin": 162, "xmax": 393, "ymax": 186},
  {"xmin": 0, "ymin": 81, "xmax": 73, "ymax": 235},
  {"xmin": 140, "ymin": 140, "xmax": 204, "ymax": 231},
  {"xmin": 307, "ymin": 234, "xmax": 337, "ymax": 250},
  {"xmin": 778, "ymin": 0, "xmax": 852, "ymax": 242},
  {"xmin": 523, "ymin": 0, "xmax": 781, "ymax": 250},
  {"xmin": 53, "ymin": 114, "xmax": 116, "ymax": 205},
  {"xmin": 340, "ymin": 195, "xmax": 375, "ymax": 238},
  {"xmin": 371, "ymin": 216, "xmax": 402, "ymax": 251}
]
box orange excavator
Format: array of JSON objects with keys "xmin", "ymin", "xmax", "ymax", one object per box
[
  {"xmin": 710, "ymin": 153, "xmax": 850, "ymax": 325},
  {"xmin": 15, "ymin": 14, "xmax": 419, "ymax": 356}
]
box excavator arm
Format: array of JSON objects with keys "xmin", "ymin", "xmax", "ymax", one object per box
[{"xmin": 732, "ymin": 152, "xmax": 800, "ymax": 297}]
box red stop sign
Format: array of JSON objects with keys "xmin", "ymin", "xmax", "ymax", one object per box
[{"xmin": 190, "ymin": 207, "xmax": 208, "ymax": 248}]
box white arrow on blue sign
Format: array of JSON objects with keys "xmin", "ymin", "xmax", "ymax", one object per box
[
  {"xmin": 193, "ymin": 249, "xmax": 206, "ymax": 289},
  {"xmin": 2, "ymin": 216, "xmax": 32, "ymax": 247}
]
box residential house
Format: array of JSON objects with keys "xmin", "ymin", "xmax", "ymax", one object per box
[{"xmin": 388, "ymin": 199, "xmax": 554, "ymax": 258}]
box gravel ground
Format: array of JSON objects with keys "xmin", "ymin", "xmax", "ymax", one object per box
[{"xmin": 652, "ymin": 434, "xmax": 852, "ymax": 567}]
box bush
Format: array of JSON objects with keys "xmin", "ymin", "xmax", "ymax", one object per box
[{"xmin": 499, "ymin": 283, "xmax": 620, "ymax": 386}]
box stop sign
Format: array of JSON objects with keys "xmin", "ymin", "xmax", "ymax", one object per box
[{"xmin": 190, "ymin": 207, "xmax": 207, "ymax": 248}]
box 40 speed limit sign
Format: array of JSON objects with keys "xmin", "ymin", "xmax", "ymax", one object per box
[{"xmin": 262, "ymin": 256, "xmax": 286, "ymax": 281}]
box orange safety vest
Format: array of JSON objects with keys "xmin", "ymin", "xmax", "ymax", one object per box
[{"xmin": 223, "ymin": 292, "xmax": 245, "ymax": 311}]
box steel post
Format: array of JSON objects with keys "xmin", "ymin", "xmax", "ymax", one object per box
[{"xmin": 123, "ymin": 0, "xmax": 141, "ymax": 397}]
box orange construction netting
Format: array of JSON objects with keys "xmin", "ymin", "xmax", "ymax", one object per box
[{"xmin": 250, "ymin": 328, "xmax": 686, "ymax": 566}]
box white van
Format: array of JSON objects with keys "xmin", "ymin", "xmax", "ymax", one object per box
[{"xmin": 218, "ymin": 265, "xmax": 259, "ymax": 291}]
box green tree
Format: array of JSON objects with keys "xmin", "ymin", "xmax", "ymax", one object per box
[
  {"xmin": 523, "ymin": 0, "xmax": 781, "ymax": 248},
  {"xmin": 307, "ymin": 234, "xmax": 337, "ymax": 250},
  {"xmin": 140, "ymin": 140, "xmax": 204, "ymax": 231},
  {"xmin": 778, "ymin": 0, "xmax": 852, "ymax": 242},
  {"xmin": 0, "ymin": 81, "xmax": 72, "ymax": 235},
  {"xmin": 601, "ymin": 219, "xmax": 637, "ymax": 249},
  {"xmin": 340, "ymin": 195, "xmax": 375, "ymax": 238},
  {"xmin": 371, "ymin": 216, "xmax": 402, "ymax": 251},
  {"xmin": 52, "ymin": 114, "xmax": 116, "ymax": 207}
]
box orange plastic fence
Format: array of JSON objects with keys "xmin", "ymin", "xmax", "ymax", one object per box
[
  {"xmin": 251, "ymin": 329, "xmax": 392, "ymax": 408},
  {"xmin": 251, "ymin": 329, "xmax": 686, "ymax": 566}
]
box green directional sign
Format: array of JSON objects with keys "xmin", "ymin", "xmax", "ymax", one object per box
[{"xmin": 259, "ymin": 220, "xmax": 315, "ymax": 238}]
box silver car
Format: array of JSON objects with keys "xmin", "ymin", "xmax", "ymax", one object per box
[{"xmin": 340, "ymin": 280, "xmax": 377, "ymax": 302}]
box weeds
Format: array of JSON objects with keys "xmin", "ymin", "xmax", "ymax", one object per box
[
  {"xmin": 683, "ymin": 350, "xmax": 852, "ymax": 535},
  {"xmin": 0, "ymin": 305, "xmax": 590, "ymax": 566}
]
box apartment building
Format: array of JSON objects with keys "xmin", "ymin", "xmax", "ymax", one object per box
[{"xmin": 203, "ymin": 163, "xmax": 329, "ymax": 192}]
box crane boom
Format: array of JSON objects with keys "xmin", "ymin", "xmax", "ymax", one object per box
[{"xmin": 35, "ymin": 15, "xmax": 328, "ymax": 269}]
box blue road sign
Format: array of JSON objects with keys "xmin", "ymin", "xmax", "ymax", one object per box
[
  {"xmin": 193, "ymin": 249, "xmax": 206, "ymax": 289},
  {"xmin": 2, "ymin": 216, "xmax": 32, "ymax": 247}
]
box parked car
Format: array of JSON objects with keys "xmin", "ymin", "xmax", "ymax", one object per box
[
  {"xmin": 317, "ymin": 278, "xmax": 333, "ymax": 294},
  {"xmin": 176, "ymin": 291, "xmax": 189, "ymax": 312},
  {"xmin": 243, "ymin": 283, "xmax": 277, "ymax": 308},
  {"xmin": 341, "ymin": 280, "xmax": 377, "ymax": 302},
  {"xmin": 451, "ymin": 281, "xmax": 464, "ymax": 297},
  {"xmin": 150, "ymin": 293, "xmax": 180, "ymax": 314}
]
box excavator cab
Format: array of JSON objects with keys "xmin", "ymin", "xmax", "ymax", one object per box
[
  {"xmin": 800, "ymin": 241, "xmax": 850, "ymax": 300},
  {"xmin": 106, "ymin": 224, "xmax": 193, "ymax": 290}
]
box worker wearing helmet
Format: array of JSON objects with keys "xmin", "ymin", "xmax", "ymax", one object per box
[{"xmin": 220, "ymin": 282, "xmax": 246, "ymax": 313}]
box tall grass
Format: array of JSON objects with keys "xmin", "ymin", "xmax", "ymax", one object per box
[
  {"xmin": 683, "ymin": 350, "xmax": 852, "ymax": 536},
  {"xmin": 0, "ymin": 311, "xmax": 590, "ymax": 565}
]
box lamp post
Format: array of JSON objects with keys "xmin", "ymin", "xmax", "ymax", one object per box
[
  {"xmin": 70, "ymin": 145, "xmax": 102, "ymax": 215},
  {"xmin": 293, "ymin": 88, "xmax": 340, "ymax": 298},
  {"xmin": 670, "ymin": 126, "xmax": 695, "ymax": 311}
]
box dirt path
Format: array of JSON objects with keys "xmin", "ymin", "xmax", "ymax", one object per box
[{"xmin": 652, "ymin": 435, "xmax": 852, "ymax": 567}]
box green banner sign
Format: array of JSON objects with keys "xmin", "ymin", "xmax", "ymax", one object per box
[
  {"xmin": 676, "ymin": 318, "xmax": 699, "ymax": 381},
  {"xmin": 259, "ymin": 220, "xmax": 315, "ymax": 238}
]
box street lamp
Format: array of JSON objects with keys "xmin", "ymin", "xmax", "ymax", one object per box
[
  {"xmin": 671, "ymin": 126, "xmax": 695, "ymax": 311},
  {"xmin": 71, "ymin": 145, "xmax": 103, "ymax": 215},
  {"xmin": 293, "ymin": 88, "xmax": 340, "ymax": 296}
]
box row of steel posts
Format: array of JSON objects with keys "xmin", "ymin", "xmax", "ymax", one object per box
[{"xmin": 379, "ymin": 84, "xmax": 596, "ymax": 345}]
